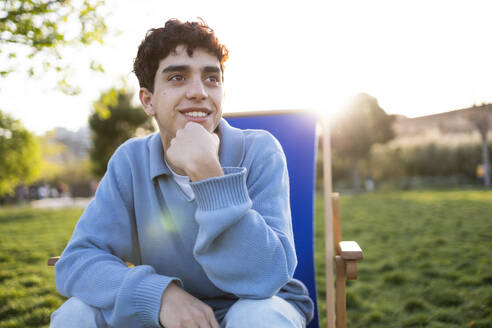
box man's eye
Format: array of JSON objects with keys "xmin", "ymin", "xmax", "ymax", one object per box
[
  {"xmin": 206, "ymin": 75, "xmax": 219, "ymax": 83},
  {"xmin": 169, "ymin": 75, "xmax": 184, "ymax": 81}
]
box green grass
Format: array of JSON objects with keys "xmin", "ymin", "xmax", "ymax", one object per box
[
  {"xmin": 314, "ymin": 190, "xmax": 492, "ymax": 328},
  {"xmin": 0, "ymin": 208, "xmax": 82, "ymax": 328},
  {"xmin": 1, "ymin": 190, "xmax": 492, "ymax": 327}
]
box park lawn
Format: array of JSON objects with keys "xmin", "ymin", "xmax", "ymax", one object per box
[
  {"xmin": 0, "ymin": 190, "xmax": 491, "ymax": 327},
  {"xmin": 314, "ymin": 190, "xmax": 492, "ymax": 328},
  {"xmin": 0, "ymin": 207, "xmax": 82, "ymax": 328}
]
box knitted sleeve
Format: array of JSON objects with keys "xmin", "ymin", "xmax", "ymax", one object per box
[
  {"xmin": 190, "ymin": 132, "xmax": 296, "ymax": 298},
  {"xmin": 54, "ymin": 146, "xmax": 181, "ymax": 327}
]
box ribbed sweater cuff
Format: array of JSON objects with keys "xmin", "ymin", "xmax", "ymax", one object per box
[
  {"xmin": 191, "ymin": 167, "xmax": 249, "ymax": 211},
  {"xmin": 133, "ymin": 274, "xmax": 182, "ymax": 327}
]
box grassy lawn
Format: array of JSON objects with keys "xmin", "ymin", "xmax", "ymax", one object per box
[
  {"xmin": 314, "ymin": 190, "xmax": 492, "ymax": 328},
  {"xmin": 0, "ymin": 207, "xmax": 82, "ymax": 328},
  {"xmin": 0, "ymin": 190, "xmax": 491, "ymax": 327}
]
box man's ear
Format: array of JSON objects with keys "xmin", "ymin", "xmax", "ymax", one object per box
[{"xmin": 139, "ymin": 88, "xmax": 155, "ymax": 116}]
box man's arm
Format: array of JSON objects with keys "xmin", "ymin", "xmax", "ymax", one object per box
[
  {"xmin": 190, "ymin": 147, "xmax": 296, "ymax": 298},
  {"xmin": 55, "ymin": 145, "xmax": 181, "ymax": 327},
  {"xmin": 167, "ymin": 122, "xmax": 297, "ymax": 298}
]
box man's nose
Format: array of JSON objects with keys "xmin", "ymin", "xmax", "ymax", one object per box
[{"xmin": 186, "ymin": 79, "xmax": 207, "ymax": 100}]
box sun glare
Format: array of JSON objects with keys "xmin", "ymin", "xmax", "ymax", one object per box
[{"xmin": 2, "ymin": 0, "xmax": 492, "ymax": 134}]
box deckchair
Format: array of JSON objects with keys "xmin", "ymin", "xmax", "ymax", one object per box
[
  {"xmin": 224, "ymin": 110, "xmax": 363, "ymax": 328},
  {"xmin": 48, "ymin": 109, "xmax": 363, "ymax": 328}
]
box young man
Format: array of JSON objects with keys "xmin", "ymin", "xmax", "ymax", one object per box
[{"xmin": 50, "ymin": 19, "xmax": 313, "ymax": 328}]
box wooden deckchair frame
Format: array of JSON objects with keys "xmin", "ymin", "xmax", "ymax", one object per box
[{"xmin": 48, "ymin": 109, "xmax": 363, "ymax": 328}]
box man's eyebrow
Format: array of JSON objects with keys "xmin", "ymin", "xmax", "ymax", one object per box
[
  {"xmin": 162, "ymin": 65, "xmax": 189, "ymax": 73},
  {"xmin": 203, "ymin": 66, "xmax": 221, "ymax": 74}
]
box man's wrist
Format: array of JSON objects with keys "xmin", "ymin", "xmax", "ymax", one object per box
[
  {"xmin": 187, "ymin": 159, "xmax": 224, "ymax": 182},
  {"xmin": 159, "ymin": 281, "xmax": 177, "ymax": 327}
]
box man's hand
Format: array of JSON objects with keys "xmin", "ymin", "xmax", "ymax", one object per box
[
  {"xmin": 159, "ymin": 282, "xmax": 220, "ymax": 328},
  {"xmin": 166, "ymin": 122, "xmax": 224, "ymax": 181}
]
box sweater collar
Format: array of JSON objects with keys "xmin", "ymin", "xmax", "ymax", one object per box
[
  {"xmin": 148, "ymin": 133, "xmax": 169, "ymax": 180},
  {"xmin": 149, "ymin": 118, "xmax": 245, "ymax": 181}
]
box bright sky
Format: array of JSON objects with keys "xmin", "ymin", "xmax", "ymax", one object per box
[{"xmin": 1, "ymin": 0, "xmax": 492, "ymax": 134}]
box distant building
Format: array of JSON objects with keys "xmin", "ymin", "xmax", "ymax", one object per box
[
  {"xmin": 53, "ymin": 126, "xmax": 91, "ymax": 160},
  {"xmin": 394, "ymin": 104, "xmax": 492, "ymax": 137}
]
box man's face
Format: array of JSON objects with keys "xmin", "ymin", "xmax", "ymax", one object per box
[{"xmin": 140, "ymin": 45, "xmax": 224, "ymax": 149}]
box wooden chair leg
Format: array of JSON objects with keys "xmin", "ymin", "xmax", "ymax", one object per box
[{"xmin": 335, "ymin": 256, "xmax": 346, "ymax": 328}]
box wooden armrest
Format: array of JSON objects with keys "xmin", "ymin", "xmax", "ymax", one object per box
[
  {"xmin": 339, "ymin": 241, "xmax": 363, "ymax": 260},
  {"xmin": 48, "ymin": 256, "xmax": 60, "ymax": 266},
  {"xmin": 338, "ymin": 241, "xmax": 363, "ymax": 280}
]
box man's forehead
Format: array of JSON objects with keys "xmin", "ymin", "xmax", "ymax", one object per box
[{"xmin": 160, "ymin": 45, "xmax": 220, "ymax": 67}]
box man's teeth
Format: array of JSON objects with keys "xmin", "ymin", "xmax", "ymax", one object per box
[{"xmin": 185, "ymin": 111, "xmax": 208, "ymax": 118}]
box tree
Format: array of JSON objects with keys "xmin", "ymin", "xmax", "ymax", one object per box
[
  {"xmin": 331, "ymin": 93, "xmax": 395, "ymax": 191},
  {"xmin": 89, "ymin": 88, "xmax": 155, "ymax": 178},
  {"xmin": 0, "ymin": 0, "xmax": 107, "ymax": 94},
  {"xmin": 0, "ymin": 109, "xmax": 41, "ymax": 196},
  {"xmin": 36, "ymin": 130, "xmax": 66, "ymax": 183},
  {"xmin": 465, "ymin": 104, "xmax": 491, "ymax": 188}
]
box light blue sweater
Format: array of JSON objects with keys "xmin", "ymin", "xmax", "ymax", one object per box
[{"xmin": 55, "ymin": 119, "xmax": 314, "ymax": 327}]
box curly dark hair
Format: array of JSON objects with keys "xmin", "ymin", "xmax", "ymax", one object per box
[{"xmin": 133, "ymin": 19, "xmax": 229, "ymax": 93}]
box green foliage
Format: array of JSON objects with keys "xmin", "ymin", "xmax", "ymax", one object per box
[
  {"xmin": 330, "ymin": 93, "xmax": 395, "ymax": 190},
  {"xmin": 35, "ymin": 130, "xmax": 93, "ymax": 190},
  {"xmin": 330, "ymin": 130, "xmax": 492, "ymax": 190},
  {"xmin": 35, "ymin": 131, "xmax": 67, "ymax": 183},
  {"xmin": 0, "ymin": 0, "xmax": 107, "ymax": 93},
  {"xmin": 314, "ymin": 190, "xmax": 492, "ymax": 328},
  {"xmin": 57, "ymin": 159, "xmax": 93, "ymax": 186},
  {"xmin": 0, "ymin": 110, "xmax": 41, "ymax": 196},
  {"xmin": 372, "ymin": 141, "xmax": 488, "ymax": 180},
  {"xmin": 89, "ymin": 88, "xmax": 155, "ymax": 178},
  {"xmin": 331, "ymin": 93, "xmax": 395, "ymax": 161}
]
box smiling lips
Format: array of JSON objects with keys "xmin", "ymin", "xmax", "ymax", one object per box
[{"xmin": 179, "ymin": 108, "xmax": 211, "ymax": 122}]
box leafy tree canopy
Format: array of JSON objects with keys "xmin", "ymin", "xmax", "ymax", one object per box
[
  {"xmin": 330, "ymin": 93, "xmax": 395, "ymax": 191},
  {"xmin": 0, "ymin": 0, "xmax": 107, "ymax": 94},
  {"xmin": 0, "ymin": 109, "xmax": 41, "ymax": 196},
  {"xmin": 332, "ymin": 92, "xmax": 395, "ymax": 161},
  {"xmin": 465, "ymin": 103, "xmax": 491, "ymax": 188},
  {"xmin": 89, "ymin": 87, "xmax": 155, "ymax": 178},
  {"xmin": 466, "ymin": 103, "xmax": 491, "ymax": 138}
]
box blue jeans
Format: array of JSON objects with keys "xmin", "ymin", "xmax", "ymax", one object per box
[{"xmin": 50, "ymin": 296, "xmax": 306, "ymax": 328}]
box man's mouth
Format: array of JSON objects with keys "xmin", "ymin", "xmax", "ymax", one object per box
[
  {"xmin": 184, "ymin": 111, "xmax": 208, "ymax": 118},
  {"xmin": 179, "ymin": 108, "xmax": 212, "ymax": 120}
]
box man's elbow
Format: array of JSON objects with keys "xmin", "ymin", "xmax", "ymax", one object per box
[{"xmin": 236, "ymin": 270, "xmax": 293, "ymax": 299}]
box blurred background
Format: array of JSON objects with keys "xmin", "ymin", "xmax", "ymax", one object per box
[
  {"xmin": 1, "ymin": 0, "xmax": 491, "ymax": 205},
  {"xmin": 0, "ymin": 1, "xmax": 491, "ymax": 327}
]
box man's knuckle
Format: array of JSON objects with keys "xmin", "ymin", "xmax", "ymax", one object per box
[
  {"xmin": 196, "ymin": 312, "xmax": 207, "ymax": 323},
  {"xmin": 180, "ymin": 315, "xmax": 194, "ymax": 326},
  {"xmin": 204, "ymin": 306, "xmax": 213, "ymax": 315}
]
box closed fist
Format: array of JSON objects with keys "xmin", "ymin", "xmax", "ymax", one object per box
[{"xmin": 166, "ymin": 122, "xmax": 223, "ymax": 181}]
